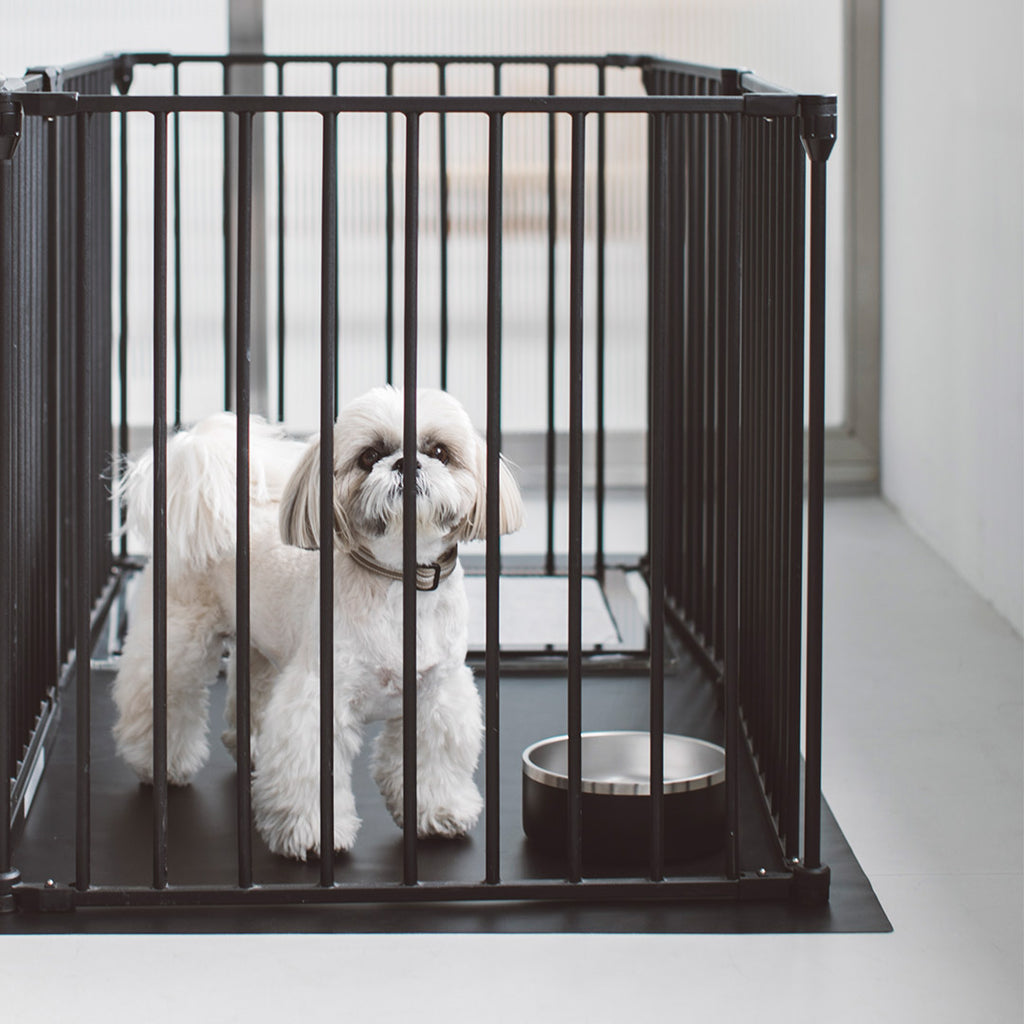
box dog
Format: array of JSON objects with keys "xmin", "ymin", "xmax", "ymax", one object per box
[{"xmin": 112, "ymin": 387, "xmax": 524, "ymax": 860}]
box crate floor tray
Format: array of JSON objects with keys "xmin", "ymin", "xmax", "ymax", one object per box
[{"xmin": 6, "ymin": 652, "xmax": 889, "ymax": 934}]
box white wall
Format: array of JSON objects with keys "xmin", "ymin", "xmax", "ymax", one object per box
[
  {"xmin": 881, "ymin": 0, "xmax": 1023, "ymax": 633},
  {"xmin": 0, "ymin": 1, "xmax": 227, "ymax": 73}
]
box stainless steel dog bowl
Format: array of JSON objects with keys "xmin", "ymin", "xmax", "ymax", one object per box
[{"xmin": 522, "ymin": 731, "xmax": 726, "ymax": 864}]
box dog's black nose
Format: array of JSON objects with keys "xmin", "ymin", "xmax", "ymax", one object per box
[{"xmin": 393, "ymin": 458, "xmax": 421, "ymax": 475}]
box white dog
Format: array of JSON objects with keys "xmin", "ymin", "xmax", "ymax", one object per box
[{"xmin": 112, "ymin": 387, "xmax": 523, "ymax": 860}]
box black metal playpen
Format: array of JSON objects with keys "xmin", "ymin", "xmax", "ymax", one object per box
[{"xmin": 1, "ymin": 53, "xmax": 835, "ymax": 915}]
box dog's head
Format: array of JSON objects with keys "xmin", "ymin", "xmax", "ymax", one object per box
[{"xmin": 280, "ymin": 386, "xmax": 524, "ymax": 556}]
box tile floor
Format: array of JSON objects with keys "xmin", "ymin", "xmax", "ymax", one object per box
[{"xmin": 2, "ymin": 496, "xmax": 1022, "ymax": 1022}]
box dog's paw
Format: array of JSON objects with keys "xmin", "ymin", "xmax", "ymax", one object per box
[
  {"xmin": 116, "ymin": 736, "xmax": 205, "ymax": 787},
  {"xmin": 405, "ymin": 784, "xmax": 484, "ymax": 839},
  {"xmin": 257, "ymin": 807, "xmax": 361, "ymax": 861}
]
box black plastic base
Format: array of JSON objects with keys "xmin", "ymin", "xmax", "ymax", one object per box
[{"xmin": 792, "ymin": 862, "xmax": 832, "ymax": 906}]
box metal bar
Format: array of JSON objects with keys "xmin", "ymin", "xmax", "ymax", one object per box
[
  {"xmin": 756, "ymin": 113, "xmax": 767, "ymax": 742},
  {"xmin": 751, "ymin": 119, "xmax": 763, "ymax": 757},
  {"xmin": 785, "ymin": 121, "xmax": 802, "ymax": 851},
  {"xmin": 775, "ymin": 121, "xmax": 792, "ymax": 842},
  {"xmin": 222, "ymin": 63, "xmax": 232, "ymax": 409},
  {"xmin": 706, "ymin": 92, "xmax": 720, "ymax": 658},
  {"xmin": 96, "ymin": 66, "xmax": 115, "ymax": 615},
  {"xmin": 113, "ymin": 51, "xmax": 692, "ymax": 72},
  {"xmin": 402, "ymin": 111, "xmax": 420, "ymax": 887},
  {"xmin": 171, "ymin": 65, "xmax": 183, "ymax": 429},
  {"xmin": 18, "ymin": 122, "xmax": 32, "ymax": 761},
  {"xmin": 152, "ymin": 111, "xmax": 170, "ymax": 890},
  {"xmin": 797, "ymin": 96, "xmax": 835, "ymax": 885},
  {"xmin": 714, "ymin": 112, "xmax": 728, "ymax": 662},
  {"xmin": 757, "ymin": 122, "xmax": 770, "ymax": 763},
  {"xmin": 769, "ymin": 124, "xmax": 785, "ymax": 821},
  {"xmin": 24, "ymin": 874, "xmax": 797, "ymax": 910},
  {"xmin": 74, "ymin": 111, "xmax": 93, "ymax": 893},
  {"xmin": 118, "ymin": 113, "xmax": 129, "ymax": 556},
  {"xmin": 595, "ymin": 65, "xmax": 607, "ymax": 582},
  {"xmin": 804, "ymin": 155, "xmax": 828, "ymax": 871},
  {"xmin": 0, "ymin": 137, "xmax": 15, "ymax": 898},
  {"xmin": 685, "ymin": 107, "xmax": 701, "ymax": 636},
  {"xmin": 319, "ymin": 111, "xmax": 338, "ymax": 887},
  {"xmin": 544, "ymin": 64, "xmax": 558, "ymax": 577},
  {"xmin": 45, "ymin": 107, "xmax": 62, "ymax": 803},
  {"xmin": 329, "ymin": 66, "xmax": 339, "ymax": 420},
  {"xmin": 660, "ymin": 88, "xmax": 682, "ymax": 624},
  {"xmin": 566, "ymin": 110, "xmax": 585, "ymax": 883},
  {"xmin": 722, "ymin": 114, "xmax": 743, "ymax": 880},
  {"xmin": 23, "ymin": 94, "xmax": 751, "ymax": 117},
  {"xmin": 224, "ymin": 29, "xmax": 268, "ymax": 422},
  {"xmin": 699, "ymin": 111, "xmax": 713, "ymax": 645},
  {"xmin": 648, "ymin": 111, "xmax": 668, "ymax": 883},
  {"xmin": 385, "ymin": 62, "xmax": 395, "ymax": 384},
  {"xmin": 438, "ymin": 63, "xmax": 449, "ymax": 391},
  {"xmin": 774, "ymin": 125, "xmax": 787, "ymax": 820},
  {"xmin": 57, "ymin": 107, "xmax": 73, "ymax": 672},
  {"xmin": 786, "ymin": 119, "xmax": 802, "ymax": 860},
  {"xmin": 276, "ymin": 62, "xmax": 286, "ymax": 421},
  {"xmin": 669, "ymin": 101, "xmax": 687, "ymax": 625},
  {"xmin": 757, "ymin": 121, "xmax": 770, "ymax": 798},
  {"xmin": 484, "ymin": 110, "xmax": 503, "ymax": 885},
  {"xmin": 736, "ymin": 118, "xmax": 752, "ymax": 751},
  {"xmin": 235, "ymin": 110, "xmax": 254, "ymax": 889},
  {"xmin": 680, "ymin": 103, "xmax": 691, "ymax": 627},
  {"xmin": 759, "ymin": 120, "xmax": 771, "ymax": 769}
]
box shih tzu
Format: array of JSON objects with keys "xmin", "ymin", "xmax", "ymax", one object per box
[{"xmin": 112, "ymin": 387, "xmax": 524, "ymax": 860}]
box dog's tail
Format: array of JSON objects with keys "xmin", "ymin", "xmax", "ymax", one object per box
[{"xmin": 118, "ymin": 413, "xmax": 305, "ymax": 576}]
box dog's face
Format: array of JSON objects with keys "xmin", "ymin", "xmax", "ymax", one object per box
[{"xmin": 280, "ymin": 387, "xmax": 523, "ymax": 556}]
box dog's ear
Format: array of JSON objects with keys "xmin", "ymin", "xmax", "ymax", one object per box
[
  {"xmin": 455, "ymin": 437, "xmax": 525, "ymax": 542},
  {"xmin": 279, "ymin": 438, "xmax": 352, "ymax": 550}
]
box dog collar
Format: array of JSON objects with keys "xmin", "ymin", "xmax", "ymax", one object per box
[{"xmin": 348, "ymin": 545, "xmax": 458, "ymax": 592}]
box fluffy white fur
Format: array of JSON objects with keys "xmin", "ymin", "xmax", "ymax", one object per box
[{"xmin": 112, "ymin": 387, "xmax": 524, "ymax": 860}]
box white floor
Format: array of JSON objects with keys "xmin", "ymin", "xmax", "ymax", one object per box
[{"xmin": 3, "ymin": 497, "xmax": 1022, "ymax": 1023}]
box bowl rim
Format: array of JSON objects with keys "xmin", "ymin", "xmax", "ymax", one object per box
[{"xmin": 521, "ymin": 730, "xmax": 726, "ymax": 796}]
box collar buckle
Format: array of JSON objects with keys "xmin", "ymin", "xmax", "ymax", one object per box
[{"xmin": 421, "ymin": 562, "xmax": 443, "ymax": 592}]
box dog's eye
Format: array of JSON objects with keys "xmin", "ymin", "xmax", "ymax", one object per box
[
  {"xmin": 357, "ymin": 447, "xmax": 381, "ymax": 471},
  {"xmin": 428, "ymin": 443, "xmax": 450, "ymax": 465}
]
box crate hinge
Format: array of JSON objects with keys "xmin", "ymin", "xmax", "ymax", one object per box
[
  {"xmin": 0, "ymin": 87, "xmax": 23, "ymax": 160},
  {"xmin": 0, "ymin": 869, "xmax": 22, "ymax": 913}
]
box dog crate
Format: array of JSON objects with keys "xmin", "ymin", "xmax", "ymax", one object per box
[{"xmin": 0, "ymin": 53, "xmax": 836, "ymax": 916}]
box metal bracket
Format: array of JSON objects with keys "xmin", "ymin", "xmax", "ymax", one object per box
[
  {"xmin": 14, "ymin": 880, "xmax": 77, "ymax": 914},
  {"xmin": 25, "ymin": 66, "xmax": 63, "ymax": 93},
  {"xmin": 0, "ymin": 91, "xmax": 23, "ymax": 160},
  {"xmin": 743, "ymin": 93, "xmax": 800, "ymax": 119},
  {"xmin": 720, "ymin": 68, "xmax": 744, "ymax": 96}
]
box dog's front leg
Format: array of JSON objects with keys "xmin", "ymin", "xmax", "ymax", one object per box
[
  {"xmin": 252, "ymin": 664, "xmax": 362, "ymax": 860},
  {"xmin": 371, "ymin": 663, "xmax": 484, "ymax": 838}
]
